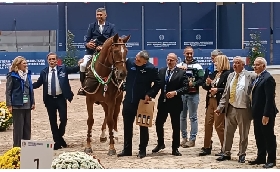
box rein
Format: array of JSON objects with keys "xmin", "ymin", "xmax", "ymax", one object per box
[{"xmin": 90, "ymin": 42, "xmax": 126, "ymax": 97}]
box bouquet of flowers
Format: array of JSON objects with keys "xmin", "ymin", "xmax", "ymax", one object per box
[
  {"xmin": 0, "ymin": 147, "xmax": 21, "ymax": 169},
  {"xmin": 0, "ymin": 101, "xmax": 13, "ymax": 131},
  {"xmin": 51, "ymin": 151, "xmax": 104, "ymax": 169}
]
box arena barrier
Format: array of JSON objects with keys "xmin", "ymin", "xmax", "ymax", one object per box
[{"xmin": 0, "ymin": 49, "xmax": 250, "ymax": 76}]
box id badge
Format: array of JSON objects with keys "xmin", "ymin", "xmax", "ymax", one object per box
[{"xmin": 23, "ymin": 94, "xmax": 29, "ymax": 104}]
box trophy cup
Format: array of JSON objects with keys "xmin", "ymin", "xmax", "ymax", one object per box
[{"xmin": 186, "ymin": 73, "xmax": 196, "ymax": 93}]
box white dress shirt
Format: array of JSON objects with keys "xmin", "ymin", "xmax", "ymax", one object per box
[
  {"xmin": 48, "ymin": 66, "xmax": 62, "ymax": 96},
  {"xmin": 230, "ymin": 70, "xmax": 247, "ymax": 108},
  {"xmin": 98, "ymin": 21, "xmax": 104, "ymax": 34}
]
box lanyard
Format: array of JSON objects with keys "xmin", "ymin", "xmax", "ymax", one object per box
[{"xmin": 163, "ymin": 69, "xmax": 174, "ymax": 102}]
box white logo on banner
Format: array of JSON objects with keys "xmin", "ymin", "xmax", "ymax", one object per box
[
  {"xmin": 196, "ymin": 34, "xmax": 201, "ymax": 40},
  {"xmin": 159, "ymin": 35, "xmax": 164, "ymax": 40}
]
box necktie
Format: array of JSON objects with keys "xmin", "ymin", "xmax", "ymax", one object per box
[
  {"xmin": 166, "ymin": 70, "xmax": 171, "ymax": 83},
  {"xmin": 51, "ymin": 68, "xmax": 56, "ymax": 96},
  {"xmin": 229, "ymin": 73, "xmax": 239, "ymax": 104}
]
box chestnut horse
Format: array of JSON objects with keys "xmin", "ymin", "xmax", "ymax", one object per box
[{"xmin": 82, "ymin": 33, "xmax": 130, "ymax": 155}]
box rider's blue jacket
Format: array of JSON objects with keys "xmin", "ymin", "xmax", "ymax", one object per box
[{"xmin": 84, "ymin": 21, "xmax": 116, "ymax": 55}]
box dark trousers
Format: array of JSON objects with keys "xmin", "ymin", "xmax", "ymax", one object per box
[
  {"xmin": 253, "ymin": 116, "xmax": 277, "ymax": 163},
  {"xmin": 12, "ymin": 109, "xmax": 31, "ymax": 147},
  {"xmin": 155, "ymin": 108, "xmax": 181, "ymax": 150},
  {"xmin": 122, "ymin": 102, "xmax": 149, "ymax": 153},
  {"xmin": 45, "ymin": 95, "xmax": 67, "ymax": 145}
]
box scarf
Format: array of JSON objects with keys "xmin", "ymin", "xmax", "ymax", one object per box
[{"xmin": 18, "ymin": 69, "xmax": 28, "ymax": 81}]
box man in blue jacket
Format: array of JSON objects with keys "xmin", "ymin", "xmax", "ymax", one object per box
[
  {"xmin": 33, "ymin": 52, "xmax": 83, "ymax": 150},
  {"xmin": 78, "ymin": 7, "xmax": 116, "ymax": 95},
  {"xmin": 117, "ymin": 50, "xmax": 161, "ymax": 159}
]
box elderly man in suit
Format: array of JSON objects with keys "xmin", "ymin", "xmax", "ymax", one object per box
[
  {"xmin": 215, "ymin": 56, "xmax": 256, "ymax": 163},
  {"xmin": 152, "ymin": 53, "xmax": 188, "ymax": 156},
  {"xmin": 78, "ymin": 7, "xmax": 116, "ymax": 95},
  {"xmin": 249, "ymin": 57, "xmax": 278, "ymax": 168},
  {"xmin": 33, "ymin": 52, "xmax": 83, "ymax": 150}
]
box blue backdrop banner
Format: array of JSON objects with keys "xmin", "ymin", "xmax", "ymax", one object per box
[
  {"xmin": 0, "ymin": 5, "xmax": 59, "ymax": 31},
  {"xmin": 144, "ymin": 2, "xmax": 180, "ymax": 50},
  {"xmin": 105, "ymin": 2, "xmax": 142, "ymax": 50},
  {"xmin": 181, "ymin": 2, "xmax": 216, "ymax": 49},
  {"xmin": 0, "ymin": 49, "xmax": 249, "ymax": 76},
  {"xmin": 273, "ymin": 2, "xmax": 280, "ymax": 65},
  {"xmin": 241, "ymin": 2, "xmax": 271, "ymax": 64},
  {"xmin": 67, "ymin": 2, "xmax": 105, "ymax": 51}
]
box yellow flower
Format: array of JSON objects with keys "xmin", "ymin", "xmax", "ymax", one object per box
[{"xmin": 0, "ymin": 147, "xmax": 20, "ymax": 169}]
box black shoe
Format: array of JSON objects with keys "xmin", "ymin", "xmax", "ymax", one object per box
[
  {"xmin": 263, "ymin": 162, "xmax": 276, "ymax": 168},
  {"xmin": 137, "ymin": 150, "xmax": 146, "ymax": 159},
  {"xmin": 248, "ymin": 158, "xmax": 266, "ymax": 165},
  {"xmin": 215, "ymin": 150, "xmax": 223, "ymax": 156},
  {"xmin": 152, "ymin": 144, "xmax": 165, "ymax": 153},
  {"xmin": 54, "ymin": 143, "xmax": 62, "ymax": 150},
  {"xmin": 238, "ymin": 155, "xmax": 246, "ymax": 163},
  {"xmin": 117, "ymin": 150, "xmax": 132, "ymax": 157},
  {"xmin": 77, "ymin": 72, "xmax": 86, "ymax": 96},
  {"xmin": 61, "ymin": 139, "xmax": 67, "ymax": 148},
  {"xmin": 216, "ymin": 155, "xmax": 231, "ymax": 161},
  {"xmin": 172, "ymin": 149, "xmax": 182, "ymax": 156},
  {"xmin": 199, "ymin": 148, "xmax": 211, "ymax": 156}
]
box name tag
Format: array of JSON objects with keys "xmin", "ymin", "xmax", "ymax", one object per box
[{"xmin": 23, "ymin": 94, "xmax": 29, "ymax": 104}]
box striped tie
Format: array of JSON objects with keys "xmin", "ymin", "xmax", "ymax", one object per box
[{"xmin": 229, "ymin": 73, "xmax": 239, "ymax": 104}]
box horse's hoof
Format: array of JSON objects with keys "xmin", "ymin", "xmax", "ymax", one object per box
[
  {"xmin": 100, "ymin": 137, "xmax": 107, "ymax": 143},
  {"xmin": 84, "ymin": 147, "xmax": 93, "ymax": 154},
  {"xmin": 107, "ymin": 149, "xmax": 116, "ymax": 156}
]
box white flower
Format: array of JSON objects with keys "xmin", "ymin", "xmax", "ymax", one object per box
[
  {"xmin": 51, "ymin": 151, "xmax": 104, "ymax": 169},
  {"xmin": 0, "ymin": 108, "xmax": 5, "ymax": 116}
]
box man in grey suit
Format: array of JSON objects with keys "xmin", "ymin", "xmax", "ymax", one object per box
[{"xmin": 214, "ymin": 56, "xmax": 256, "ymax": 163}]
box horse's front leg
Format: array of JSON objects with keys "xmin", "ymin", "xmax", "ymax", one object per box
[
  {"xmin": 100, "ymin": 103, "xmax": 108, "ymax": 143},
  {"xmin": 84, "ymin": 96, "xmax": 94, "ymax": 154},
  {"xmin": 107, "ymin": 101, "xmax": 117, "ymax": 156},
  {"xmin": 113, "ymin": 93, "xmax": 123, "ymax": 142}
]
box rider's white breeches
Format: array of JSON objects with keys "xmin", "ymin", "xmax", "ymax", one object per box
[{"xmin": 80, "ymin": 55, "xmax": 92, "ymax": 72}]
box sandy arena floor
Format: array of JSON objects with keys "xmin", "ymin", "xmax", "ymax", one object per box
[{"xmin": 0, "ymin": 74, "xmax": 279, "ymax": 169}]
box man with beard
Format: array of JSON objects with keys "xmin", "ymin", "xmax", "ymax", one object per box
[
  {"xmin": 177, "ymin": 46, "xmax": 204, "ymax": 148},
  {"xmin": 77, "ymin": 7, "xmax": 116, "ymax": 95},
  {"xmin": 117, "ymin": 50, "xmax": 161, "ymax": 159}
]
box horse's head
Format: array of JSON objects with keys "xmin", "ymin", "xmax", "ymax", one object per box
[{"xmin": 106, "ymin": 33, "xmax": 130, "ymax": 81}]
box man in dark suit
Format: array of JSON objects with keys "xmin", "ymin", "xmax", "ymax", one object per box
[
  {"xmin": 152, "ymin": 53, "xmax": 188, "ymax": 156},
  {"xmin": 78, "ymin": 7, "xmax": 116, "ymax": 95},
  {"xmin": 117, "ymin": 50, "xmax": 161, "ymax": 159},
  {"xmin": 249, "ymin": 57, "xmax": 278, "ymax": 168},
  {"xmin": 33, "ymin": 52, "xmax": 83, "ymax": 150}
]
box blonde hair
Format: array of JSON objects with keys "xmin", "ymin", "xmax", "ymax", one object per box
[
  {"xmin": 9, "ymin": 56, "xmax": 27, "ymax": 72},
  {"xmin": 215, "ymin": 55, "xmax": 230, "ymax": 71}
]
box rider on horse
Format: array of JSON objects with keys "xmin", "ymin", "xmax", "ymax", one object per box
[{"xmin": 78, "ymin": 7, "xmax": 116, "ymax": 95}]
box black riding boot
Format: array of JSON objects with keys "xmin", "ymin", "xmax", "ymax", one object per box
[{"xmin": 77, "ymin": 72, "xmax": 86, "ymax": 96}]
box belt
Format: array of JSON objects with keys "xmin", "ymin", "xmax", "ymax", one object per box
[
  {"xmin": 47, "ymin": 94, "xmax": 62, "ymax": 99},
  {"xmin": 228, "ymin": 103, "xmax": 246, "ymax": 109}
]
